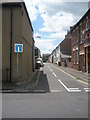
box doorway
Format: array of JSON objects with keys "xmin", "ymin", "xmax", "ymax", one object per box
[{"xmin": 88, "ymin": 46, "xmax": 90, "ymax": 73}]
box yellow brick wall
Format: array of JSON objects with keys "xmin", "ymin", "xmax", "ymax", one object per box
[
  {"xmin": 0, "ymin": 5, "xmax": 2, "ymax": 83},
  {"xmin": 2, "ymin": 3, "xmax": 34, "ymax": 82},
  {"xmin": 2, "ymin": 7, "xmax": 11, "ymax": 82}
]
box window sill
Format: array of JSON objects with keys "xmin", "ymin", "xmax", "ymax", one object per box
[{"xmin": 72, "ymin": 41, "xmax": 78, "ymax": 46}]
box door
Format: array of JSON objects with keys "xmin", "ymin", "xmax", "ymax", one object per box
[
  {"xmin": 79, "ymin": 55, "xmax": 84, "ymax": 71},
  {"xmin": 85, "ymin": 47, "xmax": 88, "ymax": 72},
  {"xmin": 88, "ymin": 46, "xmax": 90, "ymax": 73}
]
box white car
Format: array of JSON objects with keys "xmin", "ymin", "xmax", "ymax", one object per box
[{"xmin": 35, "ymin": 58, "xmax": 44, "ymax": 68}]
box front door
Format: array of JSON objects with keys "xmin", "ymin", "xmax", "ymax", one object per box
[
  {"xmin": 88, "ymin": 46, "xmax": 90, "ymax": 73},
  {"xmin": 85, "ymin": 47, "xmax": 88, "ymax": 72},
  {"xmin": 79, "ymin": 55, "xmax": 84, "ymax": 71}
]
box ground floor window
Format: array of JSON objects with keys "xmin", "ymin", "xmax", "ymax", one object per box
[
  {"xmin": 73, "ymin": 51, "xmax": 75, "ymax": 64},
  {"xmin": 69, "ymin": 58, "xmax": 71, "ymax": 62},
  {"xmin": 76, "ymin": 50, "xmax": 78, "ymax": 64}
]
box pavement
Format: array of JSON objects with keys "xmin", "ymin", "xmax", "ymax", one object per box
[
  {"xmin": 2, "ymin": 69, "xmax": 39, "ymax": 92},
  {"xmin": 52, "ymin": 63, "xmax": 90, "ymax": 84}
]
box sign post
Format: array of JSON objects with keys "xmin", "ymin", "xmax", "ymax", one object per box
[
  {"xmin": 14, "ymin": 44, "xmax": 23, "ymax": 79},
  {"xmin": 17, "ymin": 52, "xmax": 19, "ymax": 79}
]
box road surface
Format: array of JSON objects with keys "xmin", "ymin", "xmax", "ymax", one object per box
[{"xmin": 2, "ymin": 63, "xmax": 89, "ymax": 119}]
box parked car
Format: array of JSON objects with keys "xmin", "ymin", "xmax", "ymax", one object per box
[{"xmin": 35, "ymin": 58, "xmax": 44, "ymax": 69}]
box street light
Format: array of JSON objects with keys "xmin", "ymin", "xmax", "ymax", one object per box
[{"xmin": 33, "ymin": 35, "xmax": 41, "ymax": 39}]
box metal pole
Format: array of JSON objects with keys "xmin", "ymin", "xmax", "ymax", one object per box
[{"xmin": 17, "ymin": 52, "xmax": 19, "ymax": 79}]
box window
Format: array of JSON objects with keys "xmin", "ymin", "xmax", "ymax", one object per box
[
  {"xmin": 73, "ymin": 31, "xmax": 75, "ymax": 43},
  {"xmin": 76, "ymin": 28, "xmax": 79, "ymax": 42},
  {"xmin": 86, "ymin": 19, "xmax": 90, "ymax": 31},
  {"xmin": 73, "ymin": 51, "xmax": 75, "ymax": 64},
  {"xmin": 80, "ymin": 24, "xmax": 82, "ymax": 43},
  {"xmin": 76, "ymin": 50, "xmax": 78, "ymax": 64},
  {"xmin": 69, "ymin": 58, "xmax": 71, "ymax": 62}
]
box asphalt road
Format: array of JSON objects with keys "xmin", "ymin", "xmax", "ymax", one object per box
[{"xmin": 2, "ymin": 63, "xmax": 90, "ymax": 119}]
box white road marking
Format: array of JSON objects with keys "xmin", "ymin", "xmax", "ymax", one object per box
[
  {"xmin": 50, "ymin": 68, "xmax": 53, "ymax": 72},
  {"xmin": 84, "ymin": 90, "xmax": 90, "ymax": 92},
  {"xmin": 58, "ymin": 79, "xmax": 69, "ymax": 92},
  {"xmin": 48, "ymin": 66, "xmax": 53, "ymax": 72},
  {"xmin": 84, "ymin": 88, "xmax": 90, "ymax": 92},
  {"xmin": 68, "ymin": 89, "xmax": 81, "ymax": 92},
  {"xmin": 84, "ymin": 88, "xmax": 90, "ymax": 89},
  {"xmin": 51, "ymin": 90, "xmax": 62, "ymax": 92},
  {"xmin": 51, "ymin": 64, "xmax": 88, "ymax": 85},
  {"xmin": 53, "ymin": 72, "xmax": 57, "ymax": 77},
  {"xmin": 69, "ymin": 88, "xmax": 79, "ymax": 90},
  {"xmin": 58, "ymin": 79, "xmax": 81, "ymax": 92},
  {"xmin": 48, "ymin": 66, "xmax": 50, "ymax": 68}
]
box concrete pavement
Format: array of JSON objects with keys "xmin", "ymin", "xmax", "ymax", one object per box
[
  {"xmin": 52, "ymin": 63, "xmax": 90, "ymax": 84},
  {"xmin": 2, "ymin": 69, "xmax": 39, "ymax": 92}
]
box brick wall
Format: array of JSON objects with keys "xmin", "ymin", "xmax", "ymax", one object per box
[
  {"xmin": 2, "ymin": 3, "xmax": 34, "ymax": 82},
  {"xmin": 71, "ymin": 9, "xmax": 90, "ymax": 72},
  {"xmin": 60, "ymin": 32, "xmax": 72, "ymax": 55}
]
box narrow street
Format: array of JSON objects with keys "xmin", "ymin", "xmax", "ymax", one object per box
[
  {"xmin": 1, "ymin": 1, "xmax": 90, "ymax": 120},
  {"xmin": 2, "ymin": 63, "xmax": 89, "ymax": 118}
]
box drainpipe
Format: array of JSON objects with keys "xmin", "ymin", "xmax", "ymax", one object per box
[
  {"xmin": 10, "ymin": 6, "xmax": 13, "ymax": 83},
  {"xmin": 78, "ymin": 26, "xmax": 80, "ymax": 71}
]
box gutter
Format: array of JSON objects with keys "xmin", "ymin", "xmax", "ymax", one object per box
[{"xmin": 10, "ymin": 6, "xmax": 13, "ymax": 83}]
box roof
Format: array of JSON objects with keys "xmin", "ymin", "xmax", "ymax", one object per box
[
  {"xmin": 1, "ymin": 0, "xmax": 33, "ymax": 32},
  {"xmin": 0, "ymin": 0, "xmax": 23, "ymax": 3},
  {"xmin": 35, "ymin": 46, "xmax": 38, "ymax": 49},
  {"xmin": 35, "ymin": 46, "xmax": 40, "ymax": 51},
  {"xmin": 71, "ymin": 9, "xmax": 90, "ymax": 32},
  {"xmin": 61, "ymin": 53, "xmax": 71, "ymax": 59}
]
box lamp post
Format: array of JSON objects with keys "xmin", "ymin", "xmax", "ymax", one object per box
[{"xmin": 33, "ymin": 35, "xmax": 42, "ymax": 69}]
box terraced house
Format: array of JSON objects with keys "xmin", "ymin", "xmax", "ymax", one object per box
[
  {"xmin": 1, "ymin": 0, "xmax": 35, "ymax": 83},
  {"xmin": 71, "ymin": 9, "xmax": 90, "ymax": 73},
  {"xmin": 60, "ymin": 30, "xmax": 72, "ymax": 68}
]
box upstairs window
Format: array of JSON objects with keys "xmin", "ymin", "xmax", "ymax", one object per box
[
  {"xmin": 73, "ymin": 51, "xmax": 75, "ymax": 64},
  {"xmin": 80, "ymin": 24, "xmax": 82, "ymax": 43},
  {"xmin": 73, "ymin": 31, "xmax": 75, "ymax": 43},
  {"xmin": 76, "ymin": 50, "xmax": 78, "ymax": 64},
  {"xmin": 76, "ymin": 28, "xmax": 79, "ymax": 42},
  {"xmin": 86, "ymin": 19, "xmax": 90, "ymax": 31}
]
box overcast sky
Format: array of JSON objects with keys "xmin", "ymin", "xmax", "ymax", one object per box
[{"xmin": 24, "ymin": 0, "xmax": 89, "ymax": 55}]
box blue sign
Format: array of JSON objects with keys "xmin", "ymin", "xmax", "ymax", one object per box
[{"xmin": 14, "ymin": 44, "xmax": 23, "ymax": 53}]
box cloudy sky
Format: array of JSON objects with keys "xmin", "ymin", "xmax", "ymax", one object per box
[{"xmin": 24, "ymin": 0, "xmax": 89, "ymax": 55}]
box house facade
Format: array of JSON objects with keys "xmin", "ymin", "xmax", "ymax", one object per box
[
  {"xmin": 60, "ymin": 30, "xmax": 72, "ymax": 68},
  {"xmin": 2, "ymin": 0, "xmax": 35, "ymax": 83},
  {"xmin": 43, "ymin": 54, "xmax": 50, "ymax": 62},
  {"xmin": 55, "ymin": 44, "xmax": 60, "ymax": 65},
  {"xmin": 48, "ymin": 44, "xmax": 60, "ymax": 65},
  {"xmin": 35, "ymin": 46, "xmax": 41, "ymax": 62},
  {"xmin": 71, "ymin": 9, "xmax": 90, "ymax": 73},
  {"xmin": 48, "ymin": 53, "xmax": 52, "ymax": 63}
]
